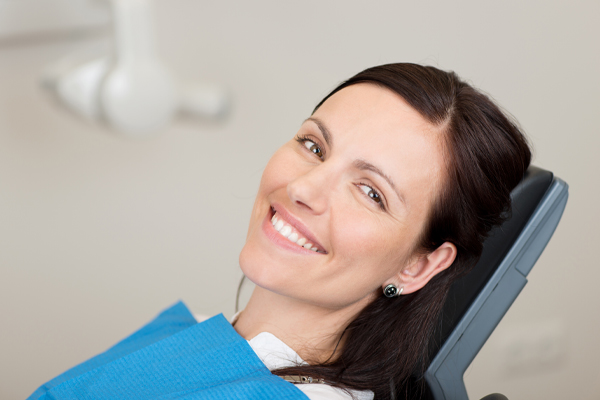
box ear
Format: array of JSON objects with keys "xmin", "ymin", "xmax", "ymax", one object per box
[{"xmin": 395, "ymin": 242, "xmax": 457, "ymax": 295}]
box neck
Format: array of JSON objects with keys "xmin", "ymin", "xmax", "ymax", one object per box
[{"xmin": 233, "ymin": 286, "xmax": 371, "ymax": 364}]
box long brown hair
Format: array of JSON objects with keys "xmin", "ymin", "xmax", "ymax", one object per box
[{"xmin": 270, "ymin": 63, "xmax": 531, "ymax": 399}]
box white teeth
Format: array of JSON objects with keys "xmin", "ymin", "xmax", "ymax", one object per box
[
  {"xmin": 271, "ymin": 212, "xmax": 322, "ymax": 253},
  {"xmin": 274, "ymin": 220, "xmax": 284, "ymax": 231},
  {"xmin": 279, "ymin": 225, "xmax": 292, "ymax": 238}
]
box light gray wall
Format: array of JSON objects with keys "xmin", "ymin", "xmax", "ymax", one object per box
[{"xmin": 1, "ymin": 1, "xmax": 598, "ymax": 399}]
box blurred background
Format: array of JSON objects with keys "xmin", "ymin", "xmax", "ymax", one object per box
[{"xmin": 1, "ymin": 0, "xmax": 598, "ymax": 399}]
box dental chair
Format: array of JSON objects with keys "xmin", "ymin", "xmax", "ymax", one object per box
[{"xmin": 422, "ymin": 165, "xmax": 569, "ymax": 400}]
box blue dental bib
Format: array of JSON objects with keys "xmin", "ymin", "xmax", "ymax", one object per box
[{"xmin": 28, "ymin": 302, "xmax": 308, "ymax": 400}]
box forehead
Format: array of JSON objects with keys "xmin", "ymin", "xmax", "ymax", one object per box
[{"xmin": 311, "ymin": 83, "xmax": 446, "ymax": 209}]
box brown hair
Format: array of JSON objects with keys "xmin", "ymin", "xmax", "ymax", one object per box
[{"xmin": 271, "ymin": 63, "xmax": 531, "ymax": 399}]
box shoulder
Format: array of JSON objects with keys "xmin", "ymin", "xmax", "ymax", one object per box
[
  {"xmin": 195, "ymin": 314, "xmax": 374, "ymax": 400},
  {"xmin": 247, "ymin": 332, "xmax": 374, "ymax": 400}
]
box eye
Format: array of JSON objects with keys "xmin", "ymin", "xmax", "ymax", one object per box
[
  {"xmin": 358, "ymin": 183, "xmax": 385, "ymax": 209},
  {"xmin": 296, "ymin": 135, "xmax": 324, "ymax": 160}
]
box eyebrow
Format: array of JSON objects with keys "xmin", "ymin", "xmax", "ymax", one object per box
[
  {"xmin": 353, "ymin": 159, "xmax": 406, "ymax": 205},
  {"xmin": 305, "ymin": 117, "xmax": 333, "ymax": 148}
]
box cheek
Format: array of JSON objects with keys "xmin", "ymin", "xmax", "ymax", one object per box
[
  {"xmin": 256, "ymin": 148, "xmax": 298, "ymax": 197},
  {"xmin": 330, "ymin": 211, "xmax": 412, "ymax": 278},
  {"xmin": 248, "ymin": 150, "xmax": 289, "ymax": 223}
]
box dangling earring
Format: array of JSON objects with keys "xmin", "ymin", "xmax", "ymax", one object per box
[{"xmin": 383, "ymin": 284, "xmax": 404, "ymax": 298}]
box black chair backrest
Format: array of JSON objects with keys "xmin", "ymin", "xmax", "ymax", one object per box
[
  {"xmin": 423, "ymin": 165, "xmax": 569, "ymax": 400},
  {"xmin": 437, "ymin": 166, "xmax": 553, "ymax": 352}
]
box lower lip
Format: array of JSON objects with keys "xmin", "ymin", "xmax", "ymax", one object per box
[{"xmin": 261, "ymin": 209, "xmax": 322, "ymax": 255}]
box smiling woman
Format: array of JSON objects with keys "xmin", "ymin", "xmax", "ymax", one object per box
[
  {"xmin": 237, "ymin": 64, "xmax": 531, "ymax": 399},
  {"xmin": 240, "ymin": 83, "xmax": 452, "ymax": 310},
  {"xmin": 28, "ymin": 64, "xmax": 531, "ymax": 400}
]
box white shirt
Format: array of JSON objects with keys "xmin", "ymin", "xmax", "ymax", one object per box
[{"xmin": 195, "ymin": 314, "xmax": 374, "ymax": 400}]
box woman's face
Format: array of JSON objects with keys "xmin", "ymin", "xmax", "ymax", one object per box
[{"xmin": 239, "ymin": 83, "xmax": 446, "ymax": 310}]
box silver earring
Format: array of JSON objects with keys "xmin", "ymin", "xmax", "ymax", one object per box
[{"xmin": 383, "ymin": 284, "xmax": 403, "ymax": 298}]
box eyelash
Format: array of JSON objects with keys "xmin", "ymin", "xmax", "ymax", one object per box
[
  {"xmin": 295, "ymin": 134, "xmax": 386, "ymax": 211},
  {"xmin": 295, "ymin": 134, "xmax": 325, "ymax": 160},
  {"xmin": 357, "ymin": 182, "xmax": 386, "ymax": 210}
]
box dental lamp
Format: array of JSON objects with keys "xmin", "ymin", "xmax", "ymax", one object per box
[{"xmin": 41, "ymin": 0, "xmax": 228, "ymax": 136}]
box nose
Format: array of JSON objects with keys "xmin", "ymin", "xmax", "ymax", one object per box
[{"xmin": 286, "ymin": 164, "xmax": 331, "ymax": 215}]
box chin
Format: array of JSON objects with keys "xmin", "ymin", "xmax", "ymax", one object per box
[
  {"xmin": 239, "ymin": 238, "xmax": 276, "ymax": 289},
  {"xmin": 239, "ymin": 237, "xmax": 303, "ymax": 301}
]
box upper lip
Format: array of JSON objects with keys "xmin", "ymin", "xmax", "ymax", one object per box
[{"xmin": 270, "ymin": 203, "xmax": 327, "ymax": 253}]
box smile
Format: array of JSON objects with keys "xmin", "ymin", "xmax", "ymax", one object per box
[
  {"xmin": 271, "ymin": 212, "xmax": 321, "ymax": 252},
  {"xmin": 264, "ymin": 205, "xmax": 327, "ymax": 254}
]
